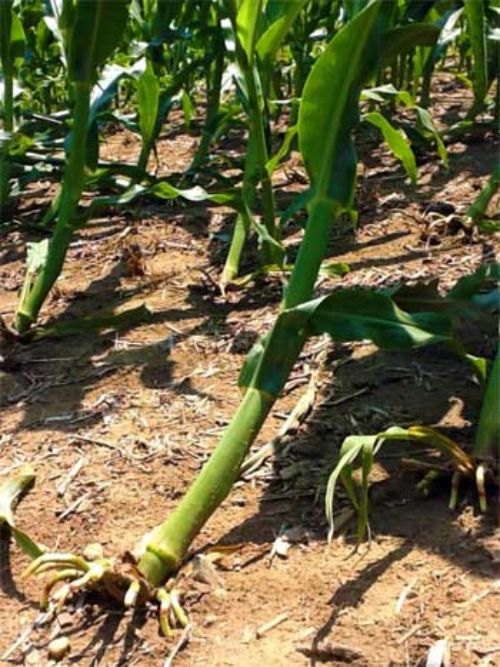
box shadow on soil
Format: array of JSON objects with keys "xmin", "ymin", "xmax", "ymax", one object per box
[
  {"xmin": 213, "ymin": 339, "xmax": 497, "ymax": 665},
  {"xmin": 7, "ymin": 249, "xmax": 281, "ymax": 432}
]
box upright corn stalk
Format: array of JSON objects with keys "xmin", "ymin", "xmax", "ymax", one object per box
[
  {"xmin": 464, "ymin": 0, "xmax": 488, "ymax": 119},
  {"xmin": 221, "ymin": 0, "xmax": 307, "ymax": 285},
  {"xmin": 475, "ymin": 347, "xmax": 499, "ymax": 458},
  {"xmin": 15, "ymin": 0, "xmax": 131, "ymax": 333},
  {"xmin": 0, "ymin": 0, "xmax": 24, "ymax": 219}
]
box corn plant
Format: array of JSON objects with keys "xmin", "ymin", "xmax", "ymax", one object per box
[
  {"xmin": 220, "ymin": 0, "xmax": 311, "ymax": 286},
  {"xmin": 326, "ymin": 349, "xmax": 498, "ymax": 541},
  {"xmin": 465, "ymin": 166, "xmax": 500, "ymax": 233},
  {"xmin": 0, "ymin": 0, "xmax": 25, "ymax": 218},
  {"xmin": 14, "ymin": 0, "xmax": 460, "ymax": 627},
  {"xmin": 14, "ymin": 0, "xmax": 131, "ymax": 333},
  {"xmin": 326, "ymin": 265, "xmax": 499, "ymax": 542}
]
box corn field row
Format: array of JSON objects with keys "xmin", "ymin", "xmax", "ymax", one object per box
[{"xmin": 0, "ymin": 0, "xmax": 498, "ymax": 663}]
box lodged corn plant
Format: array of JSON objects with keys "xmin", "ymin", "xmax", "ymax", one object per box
[
  {"xmin": 1, "ymin": 1, "xmax": 497, "ymax": 649},
  {"xmin": 11, "ymin": 0, "xmax": 474, "ymax": 631}
]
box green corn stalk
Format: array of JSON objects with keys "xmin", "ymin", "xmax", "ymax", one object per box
[
  {"xmin": 15, "ymin": 0, "xmax": 131, "ymax": 333},
  {"xmin": 222, "ymin": 0, "xmax": 308, "ymax": 284},
  {"xmin": 134, "ymin": 0, "xmax": 401, "ymax": 585},
  {"xmin": 475, "ymin": 347, "xmax": 499, "ymax": 459},
  {"xmin": 189, "ymin": 24, "xmax": 225, "ymax": 172},
  {"xmin": 0, "ymin": 0, "xmax": 24, "ymax": 218},
  {"xmin": 465, "ymin": 167, "xmax": 500, "ymax": 232},
  {"xmin": 464, "ymin": 0, "xmax": 488, "ymax": 119}
]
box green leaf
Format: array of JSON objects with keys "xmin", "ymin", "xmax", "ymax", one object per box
[
  {"xmin": 464, "ymin": 0, "xmax": 488, "ymax": 117},
  {"xmin": 361, "ymin": 83, "xmax": 415, "ymax": 107},
  {"xmin": 465, "ymin": 169, "xmax": 500, "ymax": 227},
  {"xmin": 0, "ymin": 465, "xmax": 43, "ymax": 559},
  {"xmin": 299, "ymin": 0, "xmax": 394, "ymax": 213},
  {"xmin": 180, "ymin": 89, "xmax": 194, "ymax": 131},
  {"xmin": 0, "ymin": 0, "xmax": 25, "ymax": 78},
  {"xmin": 137, "ymin": 61, "xmax": 160, "ymax": 153},
  {"xmin": 325, "ymin": 423, "xmax": 476, "ymax": 543},
  {"xmin": 299, "ymin": 289, "xmax": 451, "ymax": 349},
  {"xmin": 344, "ymin": 0, "xmax": 372, "ymax": 19},
  {"xmin": 381, "ymin": 23, "xmax": 440, "ymax": 63},
  {"xmin": 61, "ymin": 0, "xmax": 131, "ymax": 84},
  {"xmin": 319, "ymin": 261, "xmax": 351, "ymax": 278},
  {"xmin": 448, "ymin": 262, "xmax": 499, "ymax": 301},
  {"xmin": 85, "ymin": 182, "xmax": 238, "ymax": 217},
  {"xmin": 415, "ymin": 106, "xmax": 448, "ymax": 166},
  {"xmin": 236, "ymin": 0, "xmax": 263, "ymax": 64},
  {"xmin": 256, "ymin": 0, "xmax": 307, "ymax": 61},
  {"xmin": 238, "ymin": 204, "xmax": 286, "ymax": 258},
  {"xmin": 364, "ymin": 112, "xmax": 418, "ymax": 184},
  {"xmin": 475, "ymin": 348, "xmax": 499, "ymax": 457},
  {"xmin": 265, "ymin": 124, "xmax": 297, "ymax": 176},
  {"xmin": 249, "ymin": 288, "xmax": 452, "ymax": 398}
]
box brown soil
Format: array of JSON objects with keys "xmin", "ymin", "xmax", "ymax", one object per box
[{"xmin": 0, "ymin": 79, "xmax": 499, "ymax": 667}]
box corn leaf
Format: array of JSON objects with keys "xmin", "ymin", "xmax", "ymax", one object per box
[
  {"xmin": 299, "ymin": 289, "xmax": 451, "ymax": 349},
  {"xmin": 256, "ymin": 0, "xmax": 308, "ymax": 61},
  {"xmin": 0, "ymin": 465, "xmax": 43, "ymax": 559},
  {"xmin": 364, "ymin": 111, "xmax": 418, "ymax": 184},
  {"xmin": 447, "ymin": 262, "xmax": 499, "ymax": 301},
  {"xmin": 136, "ymin": 61, "xmax": 160, "ymax": 158},
  {"xmin": 415, "ymin": 106, "xmax": 448, "ymax": 166},
  {"xmin": 465, "ymin": 169, "xmax": 500, "ymax": 227},
  {"xmin": 381, "ymin": 23, "xmax": 440, "ymax": 63},
  {"xmin": 265, "ymin": 124, "xmax": 297, "ymax": 176},
  {"xmin": 0, "ymin": 1, "xmax": 25, "ymax": 77},
  {"xmin": 475, "ymin": 348, "xmax": 499, "ymax": 457},
  {"xmin": 236, "ymin": 0, "xmax": 263, "ymax": 64},
  {"xmin": 344, "ymin": 0, "xmax": 372, "ymax": 19},
  {"xmin": 243, "ymin": 288, "xmax": 452, "ymax": 397},
  {"xmin": 387, "ymin": 263, "xmax": 499, "ymax": 316},
  {"xmin": 464, "ymin": 0, "xmax": 488, "ymax": 116},
  {"xmin": 84, "ymin": 182, "xmax": 238, "ymax": 219},
  {"xmin": 325, "ymin": 424, "xmax": 476, "ymax": 543},
  {"xmin": 299, "ymin": 0, "xmax": 394, "ymax": 215},
  {"xmin": 402, "ymin": 0, "xmax": 436, "ymax": 23},
  {"xmin": 60, "ymin": 0, "xmax": 131, "ymax": 84}
]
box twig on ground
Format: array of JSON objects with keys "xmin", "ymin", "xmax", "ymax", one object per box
[
  {"xmin": 163, "ymin": 624, "xmax": 192, "ymax": 667},
  {"xmin": 56, "ymin": 457, "xmax": 85, "ymax": 498},
  {"xmin": 256, "ymin": 612, "xmax": 289, "ymax": 639},
  {"xmin": 57, "ymin": 491, "xmax": 92, "ymax": 521}
]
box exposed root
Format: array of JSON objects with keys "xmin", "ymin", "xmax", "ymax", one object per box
[{"xmin": 23, "ymin": 550, "xmax": 189, "ymax": 637}]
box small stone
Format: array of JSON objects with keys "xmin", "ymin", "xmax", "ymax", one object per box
[
  {"xmin": 57, "ymin": 612, "xmax": 74, "ymax": 628},
  {"xmin": 48, "ymin": 636, "xmax": 70, "ymax": 661},
  {"xmin": 204, "ymin": 614, "xmax": 217, "ymax": 627}
]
